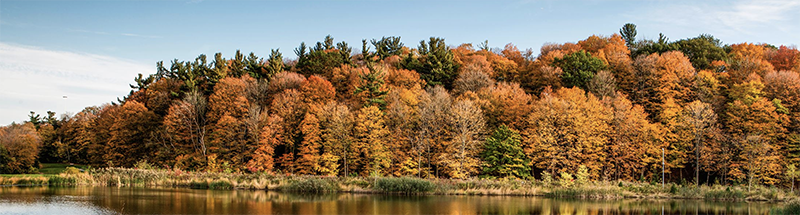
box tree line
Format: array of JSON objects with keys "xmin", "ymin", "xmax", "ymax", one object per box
[{"xmin": 2, "ymin": 24, "xmax": 799, "ymax": 188}]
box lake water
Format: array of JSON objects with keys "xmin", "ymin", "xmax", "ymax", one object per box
[{"xmin": 0, "ymin": 186, "xmax": 782, "ymax": 215}]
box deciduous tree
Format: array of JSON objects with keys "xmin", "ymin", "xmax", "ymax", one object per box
[
  {"xmin": 0, "ymin": 122, "xmax": 42, "ymax": 173},
  {"xmin": 353, "ymin": 106, "xmax": 391, "ymax": 176},
  {"xmin": 441, "ymin": 99, "xmax": 485, "ymax": 179}
]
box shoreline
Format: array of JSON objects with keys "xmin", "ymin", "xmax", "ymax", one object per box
[{"xmin": 1, "ymin": 167, "xmax": 796, "ymax": 202}]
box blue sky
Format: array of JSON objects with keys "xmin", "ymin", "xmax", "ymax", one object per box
[{"xmin": 1, "ymin": 0, "xmax": 799, "ymax": 125}]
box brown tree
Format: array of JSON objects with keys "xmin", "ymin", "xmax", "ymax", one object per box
[
  {"xmin": 417, "ymin": 86, "xmax": 452, "ymax": 177},
  {"xmin": 164, "ymin": 91, "xmax": 208, "ymax": 170},
  {"xmin": 441, "ymin": 99, "xmax": 486, "ymax": 178},
  {"xmin": 0, "ymin": 122, "xmax": 42, "ymax": 173}
]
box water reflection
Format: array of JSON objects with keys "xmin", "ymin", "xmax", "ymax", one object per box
[{"xmin": 0, "ymin": 186, "xmax": 779, "ymax": 215}]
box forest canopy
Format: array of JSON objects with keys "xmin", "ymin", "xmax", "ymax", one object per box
[{"xmin": 4, "ymin": 24, "xmax": 800, "ymax": 189}]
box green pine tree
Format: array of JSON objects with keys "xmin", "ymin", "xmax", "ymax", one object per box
[{"xmin": 481, "ymin": 125, "xmax": 530, "ymax": 179}]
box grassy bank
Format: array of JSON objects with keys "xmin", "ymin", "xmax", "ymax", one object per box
[
  {"xmin": 1, "ymin": 167, "xmax": 797, "ymax": 202},
  {"xmin": 38, "ymin": 163, "xmax": 89, "ymax": 174}
]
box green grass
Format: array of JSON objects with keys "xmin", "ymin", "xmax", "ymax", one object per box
[
  {"xmin": 39, "ymin": 163, "xmax": 88, "ymax": 175},
  {"xmin": 48, "ymin": 175, "xmax": 78, "ymax": 186},
  {"xmin": 209, "ymin": 179, "xmax": 234, "ymax": 190}
]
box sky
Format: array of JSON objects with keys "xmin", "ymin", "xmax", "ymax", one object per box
[{"xmin": 1, "ymin": 0, "xmax": 799, "ymax": 125}]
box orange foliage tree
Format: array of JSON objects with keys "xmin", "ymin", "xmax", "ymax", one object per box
[
  {"xmin": 0, "ymin": 122, "xmax": 42, "ymax": 173},
  {"xmin": 604, "ymin": 93, "xmax": 663, "ymax": 180},
  {"xmin": 479, "ymin": 82, "xmax": 533, "ymax": 131},
  {"xmin": 525, "ymin": 87, "xmax": 611, "ymax": 179},
  {"xmin": 767, "ymin": 45, "xmax": 800, "ymax": 72},
  {"xmin": 106, "ymin": 101, "xmax": 158, "ymax": 167}
]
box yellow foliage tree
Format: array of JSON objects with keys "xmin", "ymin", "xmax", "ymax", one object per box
[
  {"xmin": 526, "ymin": 87, "xmax": 611, "ymax": 179},
  {"xmin": 353, "ymin": 106, "xmax": 391, "ymax": 176}
]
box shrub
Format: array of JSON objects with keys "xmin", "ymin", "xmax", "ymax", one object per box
[
  {"xmin": 704, "ymin": 187, "xmax": 744, "ymax": 200},
  {"xmin": 575, "ymin": 165, "xmax": 589, "ymax": 185},
  {"xmin": 342, "ymin": 177, "xmax": 370, "ymax": 188},
  {"xmin": 545, "ymin": 185, "xmax": 623, "ymax": 199},
  {"xmin": 772, "ymin": 199, "xmax": 800, "ymax": 214},
  {"xmin": 48, "ymin": 175, "xmax": 77, "ymax": 186},
  {"xmin": 13, "ymin": 178, "xmax": 46, "ymax": 185},
  {"xmin": 559, "ymin": 172, "xmax": 574, "ymax": 188},
  {"xmin": 209, "ymin": 179, "xmax": 233, "ymax": 190},
  {"xmin": 373, "ymin": 177, "xmax": 436, "ymax": 194},
  {"xmin": 64, "ymin": 167, "xmax": 82, "ymax": 175},
  {"xmin": 669, "ymin": 184, "xmax": 678, "ymax": 194},
  {"xmin": 134, "ymin": 160, "xmax": 156, "ymax": 170},
  {"xmin": 541, "ymin": 172, "xmax": 553, "ymax": 186},
  {"xmin": 284, "ymin": 177, "xmax": 337, "ymax": 193},
  {"xmin": 189, "ymin": 180, "xmax": 209, "ymax": 189}
]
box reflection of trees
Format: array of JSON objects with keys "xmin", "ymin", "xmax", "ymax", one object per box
[{"xmin": 0, "ymin": 187, "xmax": 781, "ymax": 214}]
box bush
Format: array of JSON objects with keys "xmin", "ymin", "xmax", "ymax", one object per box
[
  {"xmin": 209, "ymin": 179, "xmax": 233, "ymax": 190},
  {"xmin": 64, "ymin": 167, "xmax": 82, "ymax": 175},
  {"xmin": 669, "ymin": 184, "xmax": 678, "ymax": 194},
  {"xmin": 189, "ymin": 180, "xmax": 209, "ymax": 189},
  {"xmin": 545, "ymin": 186, "xmax": 623, "ymax": 199},
  {"xmin": 134, "ymin": 160, "xmax": 156, "ymax": 170},
  {"xmin": 284, "ymin": 177, "xmax": 337, "ymax": 193},
  {"xmin": 772, "ymin": 199, "xmax": 800, "ymax": 214},
  {"xmin": 541, "ymin": 172, "xmax": 553, "ymax": 187},
  {"xmin": 48, "ymin": 175, "xmax": 77, "ymax": 186},
  {"xmin": 704, "ymin": 187, "xmax": 745, "ymax": 200},
  {"xmin": 373, "ymin": 177, "xmax": 436, "ymax": 194},
  {"xmin": 575, "ymin": 165, "xmax": 589, "ymax": 185},
  {"xmin": 13, "ymin": 177, "xmax": 46, "ymax": 185},
  {"xmin": 559, "ymin": 172, "xmax": 574, "ymax": 188}
]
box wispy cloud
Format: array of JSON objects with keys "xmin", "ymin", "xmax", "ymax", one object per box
[
  {"xmin": 641, "ymin": 0, "xmax": 800, "ymax": 39},
  {"xmin": 715, "ymin": 0, "xmax": 800, "ymax": 33},
  {"xmin": 68, "ymin": 28, "xmax": 161, "ymax": 39},
  {"xmin": 119, "ymin": 33, "xmax": 161, "ymax": 39},
  {"xmin": 1, "ymin": 21, "xmax": 162, "ymax": 39},
  {"xmin": 0, "ymin": 43, "xmax": 152, "ymax": 125}
]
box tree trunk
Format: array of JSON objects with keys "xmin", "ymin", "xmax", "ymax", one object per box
[{"xmin": 696, "ymin": 138, "xmax": 700, "ymax": 187}]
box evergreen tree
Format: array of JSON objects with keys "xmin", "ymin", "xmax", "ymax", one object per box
[
  {"xmin": 553, "ymin": 50, "xmax": 606, "ymax": 90},
  {"xmin": 404, "ymin": 37, "xmax": 460, "ymax": 89},
  {"xmin": 674, "ymin": 34, "xmax": 727, "ymax": 70},
  {"xmin": 371, "ymin": 36, "xmax": 404, "ymax": 60},
  {"xmin": 354, "ymin": 64, "xmax": 389, "ymax": 109},
  {"xmin": 481, "ymin": 125, "xmax": 530, "ymax": 179},
  {"xmin": 619, "ymin": 23, "xmax": 637, "ymax": 50}
]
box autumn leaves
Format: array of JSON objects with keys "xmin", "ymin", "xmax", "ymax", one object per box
[{"xmin": 5, "ymin": 33, "xmax": 799, "ymax": 191}]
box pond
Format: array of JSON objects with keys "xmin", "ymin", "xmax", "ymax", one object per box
[{"xmin": 0, "ymin": 186, "xmax": 782, "ymax": 214}]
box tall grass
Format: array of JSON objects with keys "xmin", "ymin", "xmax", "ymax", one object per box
[
  {"xmin": 282, "ymin": 177, "xmax": 338, "ymax": 193},
  {"xmin": 209, "ymin": 178, "xmax": 234, "ymax": 190},
  {"xmin": 772, "ymin": 198, "xmax": 800, "ymax": 214},
  {"xmin": 2, "ymin": 166, "xmax": 797, "ymax": 201},
  {"xmin": 546, "ymin": 184, "xmax": 625, "ymax": 199},
  {"xmin": 48, "ymin": 175, "xmax": 78, "ymax": 186},
  {"xmin": 373, "ymin": 177, "xmax": 436, "ymax": 194},
  {"xmin": 0, "ymin": 176, "xmax": 48, "ymax": 186}
]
